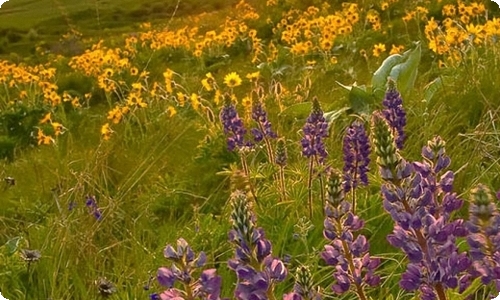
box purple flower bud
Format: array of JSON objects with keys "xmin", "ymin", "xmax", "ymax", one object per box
[
  {"xmin": 266, "ymin": 258, "xmax": 287, "ymax": 281},
  {"xmin": 164, "ymin": 245, "xmax": 178, "ymax": 260},
  {"xmin": 400, "ymin": 263, "xmax": 421, "ymax": 291}
]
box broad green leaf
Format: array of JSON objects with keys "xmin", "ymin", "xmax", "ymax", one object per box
[
  {"xmin": 348, "ymin": 85, "xmax": 375, "ymax": 115},
  {"xmin": 389, "ymin": 42, "xmax": 422, "ymax": 100},
  {"xmin": 4, "ymin": 236, "xmax": 21, "ymax": 256},
  {"xmin": 423, "ymin": 76, "xmax": 444, "ymax": 102},
  {"xmin": 371, "ymin": 52, "xmax": 407, "ymax": 99},
  {"xmin": 279, "ymin": 102, "xmax": 312, "ymax": 119}
]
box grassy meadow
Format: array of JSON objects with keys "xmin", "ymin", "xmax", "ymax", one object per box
[{"xmin": 1, "ymin": 0, "xmax": 500, "ymax": 299}]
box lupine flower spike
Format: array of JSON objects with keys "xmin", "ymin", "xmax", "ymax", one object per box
[
  {"xmin": 228, "ymin": 190, "xmax": 287, "ymax": 300},
  {"xmin": 382, "ymin": 79, "xmax": 406, "ymax": 150},
  {"xmin": 283, "ymin": 266, "xmax": 321, "ymax": 300},
  {"xmin": 466, "ymin": 184, "xmax": 500, "ymax": 295},
  {"xmin": 153, "ymin": 238, "xmax": 222, "ymax": 300},
  {"xmin": 220, "ymin": 94, "xmax": 250, "ymax": 152},
  {"xmin": 275, "ymin": 138, "xmax": 287, "ymax": 202},
  {"xmin": 251, "ymin": 100, "xmax": 277, "ymax": 163},
  {"xmin": 342, "ymin": 120, "xmax": 371, "ymax": 213},
  {"xmin": 371, "ymin": 112, "xmax": 411, "ymax": 183},
  {"xmin": 379, "ymin": 136, "xmax": 470, "ymax": 300},
  {"xmin": 301, "ymin": 97, "xmax": 329, "ymax": 218},
  {"xmin": 321, "ymin": 170, "xmax": 380, "ymax": 300}
]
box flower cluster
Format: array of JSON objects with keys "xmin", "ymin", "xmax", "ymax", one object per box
[
  {"xmin": 381, "ymin": 79, "xmax": 407, "ymax": 150},
  {"xmin": 152, "ymin": 238, "xmax": 222, "ymax": 300},
  {"xmin": 251, "ymin": 100, "xmax": 277, "ymax": 143},
  {"xmin": 466, "ymin": 184, "xmax": 500, "ymax": 293},
  {"xmin": 321, "ymin": 170, "xmax": 380, "ymax": 298},
  {"xmin": 301, "ymin": 97, "xmax": 328, "ymax": 162},
  {"xmin": 85, "ymin": 195, "xmax": 102, "ymax": 220},
  {"xmin": 228, "ymin": 190, "xmax": 287, "ymax": 300},
  {"xmin": 220, "ymin": 96, "xmax": 251, "ymax": 151},
  {"xmin": 342, "ymin": 120, "xmax": 371, "ymax": 193},
  {"xmin": 380, "ymin": 136, "xmax": 470, "ymax": 298}
]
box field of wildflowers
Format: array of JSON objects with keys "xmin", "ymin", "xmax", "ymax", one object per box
[{"xmin": 1, "ymin": 0, "xmax": 500, "ymax": 299}]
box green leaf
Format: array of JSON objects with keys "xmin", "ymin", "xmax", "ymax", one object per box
[
  {"xmin": 4, "ymin": 236, "xmax": 21, "ymax": 256},
  {"xmin": 389, "ymin": 42, "xmax": 422, "ymax": 100},
  {"xmin": 348, "ymin": 85, "xmax": 375, "ymax": 115},
  {"xmin": 371, "ymin": 52, "xmax": 407, "ymax": 99},
  {"xmin": 279, "ymin": 102, "xmax": 312, "ymax": 119},
  {"xmin": 323, "ymin": 107, "xmax": 349, "ymax": 124},
  {"xmin": 423, "ymin": 76, "xmax": 444, "ymax": 102}
]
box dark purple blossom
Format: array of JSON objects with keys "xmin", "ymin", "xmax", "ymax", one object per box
[
  {"xmin": 85, "ymin": 195, "xmax": 102, "ymax": 220},
  {"xmin": 251, "ymin": 100, "xmax": 277, "ymax": 143},
  {"xmin": 382, "ymin": 79, "xmax": 406, "ymax": 150},
  {"xmin": 220, "ymin": 96, "xmax": 251, "ymax": 151},
  {"xmin": 342, "ymin": 120, "xmax": 371, "ymax": 193},
  {"xmin": 301, "ymin": 97, "xmax": 328, "ymax": 162}
]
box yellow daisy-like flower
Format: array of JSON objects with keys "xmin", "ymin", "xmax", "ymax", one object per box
[
  {"xmin": 246, "ymin": 71, "xmax": 260, "ymax": 82},
  {"xmin": 224, "ymin": 72, "xmax": 242, "ymax": 88},
  {"xmin": 130, "ymin": 67, "xmax": 139, "ymax": 76},
  {"xmin": 372, "ymin": 43, "xmax": 386, "ymax": 57},
  {"xmin": 190, "ymin": 93, "xmax": 200, "ymax": 111},
  {"xmin": 201, "ymin": 73, "xmax": 215, "ymax": 91},
  {"xmin": 101, "ymin": 123, "xmax": 113, "ymax": 140}
]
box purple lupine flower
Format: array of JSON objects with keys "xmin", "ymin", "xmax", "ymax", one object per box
[
  {"xmin": 220, "ymin": 96, "xmax": 251, "ymax": 151},
  {"xmin": 342, "ymin": 120, "xmax": 371, "ymax": 193},
  {"xmin": 154, "ymin": 238, "xmax": 222, "ymax": 300},
  {"xmin": 85, "ymin": 195, "xmax": 102, "ymax": 220},
  {"xmin": 301, "ymin": 97, "xmax": 328, "ymax": 162},
  {"xmin": 228, "ymin": 190, "xmax": 288, "ymax": 300},
  {"xmin": 382, "ymin": 79, "xmax": 406, "ymax": 150},
  {"xmin": 379, "ymin": 136, "xmax": 471, "ymax": 298},
  {"xmin": 251, "ymin": 100, "xmax": 277, "ymax": 143},
  {"xmin": 321, "ymin": 170, "xmax": 380, "ymax": 298},
  {"xmin": 466, "ymin": 184, "xmax": 500, "ymax": 291}
]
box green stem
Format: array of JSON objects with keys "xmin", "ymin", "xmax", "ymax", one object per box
[{"xmin": 307, "ymin": 156, "xmax": 314, "ymax": 219}]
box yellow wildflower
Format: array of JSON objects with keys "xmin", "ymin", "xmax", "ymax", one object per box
[
  {"xmin": 176, "ymin": 92, "xmax": 186, "ymax": 107},
  {"xmin": 130, "ymin": 67, "xmax": 139, "ymax": 76},
  {"xmin": 51, "ymin": 122, "xmax": 65, "ymax": 136},
  {"xmin": 40, "ymin": 112, "xmax": 52, "ymax": 124},
  {"xmin": 224, "ymin": 72, "xmax": 242, "ymax": 88},
  {"xmin": 389, "ymin": 44, "xmax": 405, "ymax": 55},
  {"xmin": 246, "ymin": 71, "xmax": 260, "ymax": 82},
  {"xmin": 37, "ymin": 129, "xmax": 54, "ymax": 145},
  {"xmin": 190, "ymin": 93, "xmax": 200, "ymax": 111},
  {"xmin": 101, "ymin": 123, "xmax": 113, "ymax": 140},
  {"xmin": 201, "ymin": 73, "xmax": 215, "ymax": 91},
  {"xmin": 372, "ymin": 43, "xmax": 386, "ymax": 57},
  {"xmin": 167, "ymin": 106, "xmax": 177, "ymax": 117}
]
